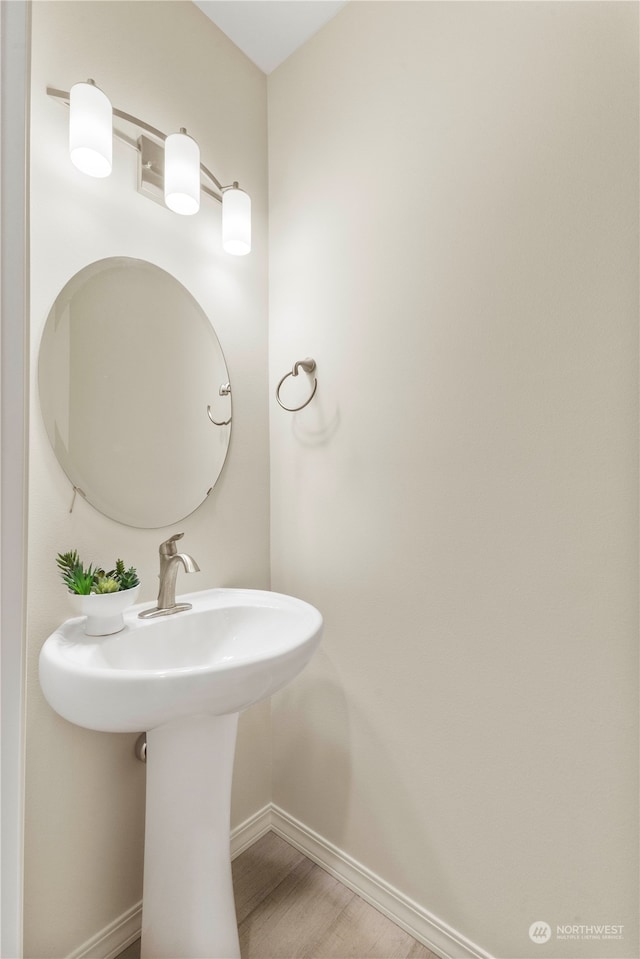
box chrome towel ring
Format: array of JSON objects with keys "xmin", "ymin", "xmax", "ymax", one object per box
[{"xmin": 276, "ymin": 358, "xmax": 317, "ymax": 412}]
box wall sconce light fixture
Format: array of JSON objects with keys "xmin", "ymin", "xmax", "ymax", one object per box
[
  {"xmin": 49, "ymin": 80, "xmax": 251, "ymax": 255},
  {"xmin": 69, "ymin": 80, "xmax": 112, "ymax": 178},
  {"xmin": 222, "ymin": 183, "xmax": 251, "ymax": 256},
  {"xmin": 164, "ymin": 128, "xmax": 200, "ymax": 216}
]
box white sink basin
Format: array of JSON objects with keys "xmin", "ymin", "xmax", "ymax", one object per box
[
  {"xmin": 39, "ymin": 587, "xmax": 323, "ymax": 959},
  {"xmin": 39, "ymin": 587, "xmax": 323, "ymax": 733}
]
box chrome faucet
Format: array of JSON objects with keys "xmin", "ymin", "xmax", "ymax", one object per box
[{"xmin": 139, "ymin": 533, "xmax": 200, "ymax": 619}]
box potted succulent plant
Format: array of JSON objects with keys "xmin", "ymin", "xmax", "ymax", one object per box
[{"xmin": 56, "ymin": 550, "xmax": 140, "ymax": 635}]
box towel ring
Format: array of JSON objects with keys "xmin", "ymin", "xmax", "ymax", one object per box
[
  {"xmin": 207, "ymin": 382, "xmax": 232, "ymax": 426},
  {"xmin": 276, "ymin": 358, "xmax": 317, "ymax": 412}
]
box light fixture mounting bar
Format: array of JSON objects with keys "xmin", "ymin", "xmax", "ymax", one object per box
[{"xmin": 47, "ymin": 86, "xmax": 225, "ymax": 198}]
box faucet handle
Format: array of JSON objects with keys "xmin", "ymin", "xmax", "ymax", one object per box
[{"xmin": 160, "ymin": 532, "xmax": 184, "ymax": 556}]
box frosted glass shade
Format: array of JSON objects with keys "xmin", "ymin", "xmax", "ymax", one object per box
[
  {"xmin": 164, "ymin": 131, "xmax": 200, "ymax": 216},
  {"xmin": 69, "ymin": 81, "xmax": 112, "ymax": 178},
  {"xmin": 222, "ymin": 187, "xmax": 251, "ymax": 256}
]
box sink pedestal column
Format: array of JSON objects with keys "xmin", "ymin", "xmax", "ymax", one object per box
[{"xmin": 141, "ymin": 712, "xmax": 240, "ymax": 959}]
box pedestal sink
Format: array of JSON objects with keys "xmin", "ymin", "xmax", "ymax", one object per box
[{"xmin": 39, "ymin": 588, "xmax": 323, "ymax": 959}]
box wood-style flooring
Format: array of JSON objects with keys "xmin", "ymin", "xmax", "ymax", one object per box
[{"xmin": 117, "ymin": 831, "xmax": 439, "ymax": 959}]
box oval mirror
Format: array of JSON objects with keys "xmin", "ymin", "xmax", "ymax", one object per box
[{"xmin": 38, "ymin": 257, "xmax": 231, "ymax": 528}]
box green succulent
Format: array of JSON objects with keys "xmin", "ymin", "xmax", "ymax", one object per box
[
  {"xmin": 94, "ymin": 576, "xmax": 120, "ymax": 594},
  {"xmin": 113, "ymin": 558, "xmax": 140, "ymax": 591},
  {"xmin": 56, "ymin": 550, "xmax": 139, "ymax": 595},
  {"xmin": 56, "ymin": 550, "xmax": 96, "ymax": 595}
]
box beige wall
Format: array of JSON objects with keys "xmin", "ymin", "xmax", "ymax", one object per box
[
  {"xmin": 25, "ymin": 3, "xmax": 270, "ymax": 955},
  {"xmin": 268, "ymin": 3, "xmax": 639, "ymax": 958}
]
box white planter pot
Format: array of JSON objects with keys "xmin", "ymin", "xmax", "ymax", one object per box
[{"xmin": 69, "ymin": 584, "xmax": 141, "ymax": 635}]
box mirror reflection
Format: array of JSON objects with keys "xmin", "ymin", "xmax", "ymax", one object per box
[{"xmin": 38, "ymin": 257, "xmax": 231, "ymax": 528}]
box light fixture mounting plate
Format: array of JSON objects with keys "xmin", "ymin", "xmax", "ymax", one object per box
[{"xmin": 138, "ymin": 134, "xmax": 165, "ymax": 207}]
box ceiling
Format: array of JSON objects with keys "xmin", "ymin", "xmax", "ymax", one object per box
[{"xmin": 193, "ymin": 1, "xmax": 348, "ymax": 74}]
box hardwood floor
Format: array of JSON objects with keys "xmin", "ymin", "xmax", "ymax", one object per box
[{"xmin": 117, "ymin": 831, "xmax": 438, "ymax": 959}]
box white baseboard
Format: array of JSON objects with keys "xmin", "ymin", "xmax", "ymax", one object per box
[
  {"xmin": 231, "ymin": 802, "xmax": 273, "ymax": 859},
  {"xmin": 66, "ymin": 900, "xmax": 142, "ymax": 959},
  {"xmin": 66, "ymin": 803, "xmax": 492, "ymax": 959},
  {"xmin": 270, "ymin": 804, "xmax": 494, "ymax": 959}
]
